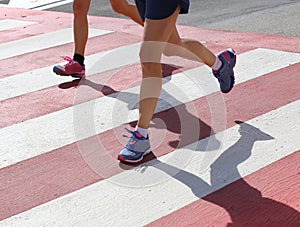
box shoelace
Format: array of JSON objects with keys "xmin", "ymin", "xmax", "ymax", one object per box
[
  {"xmin": 122, "ymin": 128, "xmax": 140, "ymax": 151},
  {"xmin": 61, "ymin": 56, "xmax": 76, "ymax": 67},
  {"xmin": 122, "ymin": 128, "xmax": 134, "ymax": 139}
]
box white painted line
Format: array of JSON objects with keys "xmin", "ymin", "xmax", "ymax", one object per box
[
  {"xmin": 0, "ymin": 42, "xmax": 141, "ymax": 101},
  {"xmin": 1, "ymin": 47, "xmax": 299, "ymax": 102},
  {"xmin": 0, "ymin": 48, "xmax": 299, "ymax": 168},
  {"xmin": 1, "ymin": 100, "xmax": 299, "ymax": 226},
  {"xmin": 0, "ymin": 28, "xmax": 113, "ymax": 61},
  {"xmin": 33, "ymin": 0, "xmax": 73, "ymax": 10},
  {"xmin": 0, "ymin": 19, "xmax": 37, "ymax": 31},
  {"xmin": 8, "ymin": 0, "xmax": 66, "ymax": 9},
  {"xmin": 0, "ymin": 4, "xmax": 9, "ymax": 8},
  {"xmin": 234, "ymin": 48, "xmax": 300, "ymax": 83}
]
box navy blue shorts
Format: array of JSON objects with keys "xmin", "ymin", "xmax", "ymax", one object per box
[{"xmin": 135, "ymin": 0, "xmax": 190, "ymax": 22}]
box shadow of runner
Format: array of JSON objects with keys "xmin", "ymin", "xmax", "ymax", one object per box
[
  {"xmin": 58, "ymin": 78, "xmax": 118, "ymax": 95},
  {"xmin": 203, "ymin": 121, "xmax": 300, "ymax": 225},
  {"xmin": 141, "ymin": 121, "xmax": 300, "ymax": 225},
  {"xmin": 58, "ymin": 63, "xmax": 181, "ymax": 92},
  {"xmin": 63, "ymin": 63, "xmax": 222, "ymax": 156}
]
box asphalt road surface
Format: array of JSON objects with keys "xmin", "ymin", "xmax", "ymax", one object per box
[{"xmin": 46, "ymin": 0, "xmax": 300, "ymax": 37}]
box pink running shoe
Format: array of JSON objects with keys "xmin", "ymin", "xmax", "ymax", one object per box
[{"xmin": 53, "ymin": 56, "xmax": 85, "ymax": 79}]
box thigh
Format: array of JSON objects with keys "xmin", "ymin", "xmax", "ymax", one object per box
[
  {"xmin": 109, "ymin": 0, "xmax": 127, "ymax": 11},
  {"xmin": 143, "ymin": 7, "xmax": 180, "ymax": 42},
  {"xmin": 140, "ymin": 7, "xmax": 180, "ymax": 66}
]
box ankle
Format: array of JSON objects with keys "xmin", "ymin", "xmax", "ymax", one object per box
[
  {"xmin": 135, "ymin": 126, "xmax": 148, "ymax": 138},
  {"xmin": 211, "ymin": 55, "xmax": 222, "ymax": 71},
  {"xmin": 73, "ymin": 53, "xmax": 85, "ymax": 66}
]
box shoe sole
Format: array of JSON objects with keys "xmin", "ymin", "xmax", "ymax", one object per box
[
  {"xmin": 118, "ymin": 149, "xmax": 151, "ymax": 163},
  {"xmin": 53, "ymin": 66, "xmax": 85, "ymax": 79}
]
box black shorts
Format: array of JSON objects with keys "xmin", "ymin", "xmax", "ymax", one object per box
[{"xmin": 135, "ymin": 0, "xmax": 190, "ymax": 22}]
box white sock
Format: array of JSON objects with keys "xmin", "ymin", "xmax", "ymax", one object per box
[
  {"xmin": 211, "ymin": 56, "xmax": 222, "ymax": 71},
  {"xmin": 135, "ymin": 126, "xmax": 148, "ymax": 138}
]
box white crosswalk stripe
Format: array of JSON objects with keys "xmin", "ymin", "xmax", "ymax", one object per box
[
  {"xmin": 0, "ymin": 28, "xmax": 112, "ymax": 60},
  {"xmin": 0, "ymin": 19, "xmax": 37, "ymax": 31},
  {"xmin": 8, "ymin": 0, "xmax": 71, "ymax": 9}
]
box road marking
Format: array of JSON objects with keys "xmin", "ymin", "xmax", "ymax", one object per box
[
  {"xmin": 0, "ymin": 42, "xmax": 141, "ymax": 101},
  {"xmin": 0, "ymin": 48, "xmax": 299, "ymax": 102},
  {"xmin": 33, "ymin": 0, "xmax": 73, "ymax": 10},
  {"xmin": 1, "ymin": 8, "xmax": 300, "ymax": 225},
  {"xmin": 1, "ymin": 60, "xmax": 299, "ymax": 220},
  {"xmin": 0, "ymin": 48, "xmax": 299, "ymax": 169},
  {"xmin": 148, "ymin": 150, "xmax": 300, "ymax": 226},
  {"xmin": 0, "ymin": 19, "xmax": 37, "ymax": 31},
  {"xmin": 1, "ymin": 100, "xmax": 299, "ymax": 226},
  {"xmin": 8, "ymin": 0, "xmax": 69, "ymax": 9},
  {"xmin": 0, "ymin": 28, "xmax": 113, "ymax": 61}
]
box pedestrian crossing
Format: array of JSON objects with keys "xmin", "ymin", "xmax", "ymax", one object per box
[
  {"xmin": 1, "ymin": 48, "xmax": 300, "ymax": 168},
  {"xmin": 1, "ymin": 7, "xmax": 300, "ymax": 226},
  {"xmin": 0, "ymin": 19, "xmax": 37, "ymax": 31},
  {"xmin": 2, "ymin": 101, "xmax": 300, "ymax": 226},
  {"xmin": 3, "ymin": 0, "xmax": 72, "ymax": 9},
  {"xmin": 0, "ymin": 28, "xmax": 112, "ymax": 61}
]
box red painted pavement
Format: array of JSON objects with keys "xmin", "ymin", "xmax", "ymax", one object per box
[
  {"xmin": 1, "ymin": 6, "xmax": 300, "ymax": 224},
  {"xmin": 1, "ymin": 62, "xmax": 299, "ymax": 220}
]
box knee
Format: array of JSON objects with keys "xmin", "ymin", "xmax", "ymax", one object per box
[
  {"xmin": 110, "ymin": 0, "xmax": 126, "ymax": 15},
  {"xmin": 162, "ymin": 47, "xmax": 174, "ymax": 57},
  {"xmin": 73, "ymin": 0, "xmax": 89, "ymax": 16},
  {"xmin": 139, "ymin": 50, "xmax": 160, "ymax": 73},
  {"xmin": 139, "ymin": 41, "xmax": 164, "ymax": 66},
  {"xmin": 140, "ymin": 61, "xmax": 162, "ymax": 77}
]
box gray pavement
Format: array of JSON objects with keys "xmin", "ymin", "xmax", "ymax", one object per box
[{"xmin": 47, "ymin": 0, "xmax": 300, "ymax": 37}]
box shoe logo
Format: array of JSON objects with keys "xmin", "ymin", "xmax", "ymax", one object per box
[
  {"xmin": 130, "ymin": 140, "xmax": 137, "ymax": 145},
  {"xmin": 223, "ymin": 52, "xmax": 231, "ymax": 62}
]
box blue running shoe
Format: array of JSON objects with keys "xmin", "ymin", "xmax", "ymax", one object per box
[
  {"xmin": 213, "ymin": 49, "xmax": 236, "ymax": 93},
  {"xmin": 118, "ymin": 128, "xmax": 151, "ymax": 163}
]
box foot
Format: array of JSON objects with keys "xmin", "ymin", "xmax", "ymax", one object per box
[
  {"xmin": 118, "ymin": 128, "xmax": 151, "ymax": 163},
  {"xmin": 213, "ymin": 49, "xmax": 236, "ymax": 93},
  {"xmin": 53, "ymin": 56, "xmax": 85, "ymax": 79}
]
